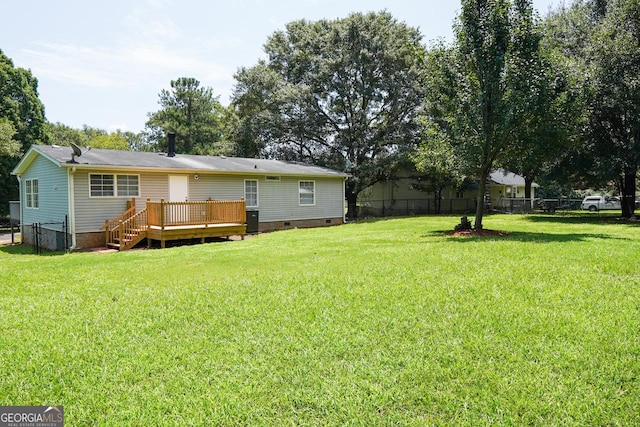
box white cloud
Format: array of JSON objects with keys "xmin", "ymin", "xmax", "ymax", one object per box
[
  {"xmin": 20, "ymin": 44, "xmax": 134, "ymax": 88},
  {"xmin": 18, "ymin": 37, "xmax": 234, "ymax": 91}
]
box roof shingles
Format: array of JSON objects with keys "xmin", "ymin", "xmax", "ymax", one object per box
[{"xmin": 32, "ymin": 145, "xmax": 347, "ymax": 177}]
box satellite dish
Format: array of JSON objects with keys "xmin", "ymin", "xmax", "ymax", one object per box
[{"xmin": 70, "ymin": 142, "xmax": 82, "ymax": 157}]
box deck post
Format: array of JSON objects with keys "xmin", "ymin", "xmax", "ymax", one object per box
[
  {"xmin": 160, "ymin": 198, "xmax": 165, "ymax": 230},
  {"xmin": 104, "ymin": 219, "xmax": 109, "ymax": 246}
]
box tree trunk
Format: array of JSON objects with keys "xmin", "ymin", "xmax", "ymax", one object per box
[
  {"xmin": 434, "ymin": 188, "xmax": 442, "ymax": 214},
  {"xmin": 346, "ymin": 191, "xmax": 359, "ymax": 220},
  {"xmin": 524, "ymin": 175, "xmax": 534, "ymax": 212},
  {"xmin": 621, "ymin": 167, "xmax": 637, "ymax": 218},
  {"xmin": 474, "ymin": 171, "xmax": 489, "ymax": 230}
]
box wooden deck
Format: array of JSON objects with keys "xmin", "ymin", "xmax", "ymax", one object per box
[{"xmin": 104, "ymin": 198, "xmax": 247, "ymax": 250}]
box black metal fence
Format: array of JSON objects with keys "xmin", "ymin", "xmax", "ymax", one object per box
[
  {"xmin": 359, "ymin": 197, "xmax": 584, "ymax": 217},
  {"xmin": 359, "ymin": 198, "xmax": 478, "ymax": 217},
  {"xmin": 28, "ymin": 215, "xmax": 69, "ymax": 254}
]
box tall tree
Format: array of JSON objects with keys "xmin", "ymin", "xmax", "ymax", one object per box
[
  {"xmin": 0, "ymin": 118, "xmax": 20, "ymax": 157},
  {"xmin": 0, "ymin": 49, "xmax": 47, "ymax": 214},
  {"xmin": 415, "ymin": 43, "xmax": 468, "ymax": 214},
  {"xmin": 545, "ymin": 0, "xmax": 640, "ymax": 217},
  {"xmin": 589, "ymin": 0, "xmax": 640, "ymax": 217},
  {"xmin": 232, "ymin": 12, "xmax": 427, "ymax": 219},
  {"xmin": 538, "ymin": 1, "xmax": 604, "ymax": 191},
  {"xmin": 431, "ymin": 0, "xmax": 549, "ymax": 229},
  {"xmin": 504, "ymin": 3, "xmax": 585, "ymax": 202},
  {"xmin": 146, "ymin": 77, "xmax": 229, "ymax": 155}
]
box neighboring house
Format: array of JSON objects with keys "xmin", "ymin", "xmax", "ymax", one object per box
[
  {"xmin": 12, "ymin": 145, "xmax": 348, "ymax": 251},
  {"xmin": 358, "ymin": 168, "xmax": 538, "ymax": 216},
  {"xmin": 486, "ymin": 169, "xmax": 539, "ymax": 213}
]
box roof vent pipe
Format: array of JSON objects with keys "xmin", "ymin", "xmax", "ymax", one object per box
[{"xmin": 167, "ymin": 132, "xmax": 176, "ymax": 157}]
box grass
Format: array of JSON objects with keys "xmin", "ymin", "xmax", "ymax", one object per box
[{"xmin": 1, "ymin": 213, "xmax": 639, "ymax": 425}]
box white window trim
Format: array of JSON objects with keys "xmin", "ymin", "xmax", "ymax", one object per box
[
  {"xmin": 299, "ymin": 180, "xmax": 316, "ymax": 206},
  {"xmin": 89, "ymin": 173, "xmax": 140, "ymax": 198},
  {"xmin": 25, "ymin": 178, "xmax": 39, "ymax": 209},
  {"xmin": 244, "ymin": 179, "xmax": 259, "ymax": 208}
]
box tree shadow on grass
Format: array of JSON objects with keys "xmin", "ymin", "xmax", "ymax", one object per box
[
  {"xmin": 422, "ymin": 230, "xmax": 629, "ymax": 243},
  {"xmin": 524, "ymin": 213, "xmax": 640, "ymax": 226},
  {"xmin": 0, "ymin": 244, "xmax": 66, "ymax": 256}
]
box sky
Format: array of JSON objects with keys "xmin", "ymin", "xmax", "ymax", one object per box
[{"xmin": 2, "ymin": 0, "xmax": 561, "ymax": 134}]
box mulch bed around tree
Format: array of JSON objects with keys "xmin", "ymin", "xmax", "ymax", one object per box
[{"xmin": 445, "ymin": 229, "xmax": 511, "ymax": 237}]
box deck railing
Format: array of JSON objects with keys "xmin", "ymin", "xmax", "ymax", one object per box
[{"xmin": 146, "ymin": 198, "xmax": 246, "ymax": 229}]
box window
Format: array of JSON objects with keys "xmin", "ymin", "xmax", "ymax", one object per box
[
  {"xmin": 90, "ymin": 174, "xmax": 139, "ymax": 197},
  {"xmin": 117, "ymin": 175, "xmax": 139, "ymax": 197},
  {"xmin": 245, "ymin": 179, "xmax": 258, "ymax": 208},
  {"xmin": 25, "ymin": 179, "xmax": 39, "ymax": 208},
  {"xmin": 455, "ymin": 189, "xmax": 464, "ymax": 199},
  {"xmin": 299, "ymin": 181, "xmax": 315, "ymax": 206}
]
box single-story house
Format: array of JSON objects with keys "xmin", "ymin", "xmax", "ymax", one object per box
[
  {"xmin": 358, "ymin": 168, "xmax": 538, "ymax": 216},
  {"xmin": 486, "ymin": 169, "xmax": 539, "ymax": 212},
  {"xmin": 12, "ymin": 144, "xmax": 348, "ymax": 251}
]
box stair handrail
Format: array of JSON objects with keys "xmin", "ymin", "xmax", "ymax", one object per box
[
  {"xmin": 119, "ymin": 208, "xmax": 148, "ymax": 251},
  {"xmin": 102, "ymin": 205, "xmax": 137, "ymax": 231}
]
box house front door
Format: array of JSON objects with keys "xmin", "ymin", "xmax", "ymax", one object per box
[{"xmin": 169, "ymin": 175, "xmax": 189, "ymax": 223}]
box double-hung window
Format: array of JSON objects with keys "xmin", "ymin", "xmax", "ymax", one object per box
[
  {"xmin": 245, "ymin": 179, "xmax": 258, "ymax": 208},
  {"xmin": 25, "ymin": 179, "xmax": 39, "ymax": 208},
  {"xmin": 90, "ymin": 174, "xmax": 139, "ymax": 197},
  {"xmin": 299, "ymin": 181, "xmax": 315, "ymax": 206}
]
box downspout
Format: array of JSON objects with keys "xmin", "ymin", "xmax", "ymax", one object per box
[
  {"xmin": 342, "ymin": 176, "xmax": 347, "ymax": 224},
  {"xmin": 16, "ymin": 175, "xmax": 22, "ymax": 237},
  {"xmin": 68, "ymin": 166, "xmax": 77, "ymax": 250}
]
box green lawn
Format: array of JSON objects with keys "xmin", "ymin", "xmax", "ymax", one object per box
[{"xmin": 1, "ymin": 214, "xmax": 639, "ymax": 425}]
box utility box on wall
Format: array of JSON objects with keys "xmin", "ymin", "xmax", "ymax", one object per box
[{"xmin": 9, "ymin": 201, "xmax": 19, "ymax": 225}]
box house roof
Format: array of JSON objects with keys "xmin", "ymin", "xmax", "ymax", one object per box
[
  {"xmin": 488, "ymin": 169, "xmax": 539, "ymax": 187},
  {"xmin": 13, "ymin": 145, "xmax": 349, "ymax": 178}
]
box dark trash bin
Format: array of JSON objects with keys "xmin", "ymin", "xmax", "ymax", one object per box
[{"xmin": 246, "ymin": 210, "xmax": 259, "ymax": 234}]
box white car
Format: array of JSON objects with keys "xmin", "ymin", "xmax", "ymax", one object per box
[{"xmin": 580, "ymin": 195, "xmax": 621, "ymax": 211}]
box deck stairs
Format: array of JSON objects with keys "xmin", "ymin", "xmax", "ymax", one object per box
[
  {"xmin": 103, "ymin": 201, "xmax": 148, "ymax": 251},
  {"xmin": 106, "ymin": 224, "xmax": 147, "ymax": 251}
]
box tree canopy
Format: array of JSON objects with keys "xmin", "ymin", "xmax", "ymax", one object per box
[
  {"xmin": 232, "ymin": 11, "xmax": 427, "ymax": 219},
  {"xmin": 0, "ymin": 49, "xmax": 47, "ymax": 214},
  {"xmin": 418, "ymin": 0, "xmax": 551, "ymax": 229},
  {"xmin": 146, "ymin": 77, "xmax": 230, "ymax": 155},
  {"xmin": 541, "ymin": 0, "xmax": 640, "ymax": 217}
]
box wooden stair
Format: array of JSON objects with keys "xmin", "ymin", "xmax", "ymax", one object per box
[
  {"xmin": 103, "ymin": 202, "xmax": 148, "ymax": 251},
  {"xmin": 106, "ymin": 227, "xmax": 147, "ymax": 250}
]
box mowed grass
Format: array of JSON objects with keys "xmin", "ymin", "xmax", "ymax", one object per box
[{"xmin": 1, "ymin": 214, "xmax": 639, "ymax": 425}]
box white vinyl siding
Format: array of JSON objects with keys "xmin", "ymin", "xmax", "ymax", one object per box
[
  {"xmin": 20, "ymin": 155, "xmax": 69, "ymax": 229},
  {"xmin": 74, "ymin": 170, "xmax": 344, "ymax": 232},
  {"xmin": 191, "ymin": 174, "xmax": 343, "ymax": 222},
  {"xmin": 245, "ymin": 180, "xmax": 258, "ymax": 208},
  {"xmin": 74, "ymin": 171, "xmax": 164, "ymax": 232},
  {"xmin": 299, "ymin": 181, "xmax": 315, "ymax": 206},
  {"xmin": 258, "ymin": 177, "xmax": 342, "ymax": 222}
]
